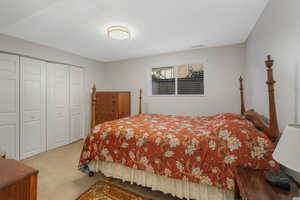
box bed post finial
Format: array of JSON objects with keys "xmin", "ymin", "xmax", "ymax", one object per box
[
  {"xmin": 265, "ymin": 55, "xmax": 279, "ymax": 141},
  {"xmin": 91, "ymin": 85, "xmax": 97, "ymax": 131},
  {"xmin": 239, "ymin": 76, "xmax": 246, "ymax": 115},
  {"xmin": 138, "ymin": 88, "xmax": 142, "ymax": 114}
]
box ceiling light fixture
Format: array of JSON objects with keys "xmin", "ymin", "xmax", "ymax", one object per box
[{"xmin": 107, "ymin": 26, "xmax": 130, "ymax": 40}]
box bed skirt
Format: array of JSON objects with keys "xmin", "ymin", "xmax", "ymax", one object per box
[{"xmin": 88, "ymin": 160, "xmax": 234, "ymax": 200}]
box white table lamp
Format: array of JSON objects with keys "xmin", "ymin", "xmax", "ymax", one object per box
[{"xmin": 273, "ymin": 124, "xmax": 300, "ymax": 173}]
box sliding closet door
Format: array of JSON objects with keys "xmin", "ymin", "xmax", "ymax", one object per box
[
  {"xmin": 70, "ymin": 67, "xmax": 84, "ymax": 143},
  {"xmin": 47, "ymin": 63, "xmax": 70, "ymax": 150},
  {"xmin": 20, "ymin": 57, "xmax": 46, "ymax": 159},
  {"xmin": 0, "ymin": 53, "xmax": 20, "ymax": 159}
]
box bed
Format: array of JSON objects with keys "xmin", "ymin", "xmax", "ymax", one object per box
[{"xmin": 79, "ymin": 55, "xmax": 280, "ymax": 200}]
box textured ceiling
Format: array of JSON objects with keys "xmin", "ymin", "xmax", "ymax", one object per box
[{"xmin": 0, "ymin": 0, "xmax": 269, "ymax": 62}]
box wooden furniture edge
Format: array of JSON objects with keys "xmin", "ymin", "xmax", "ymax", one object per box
[
  {"xmin": 239, "ymin": 55, "xmax": 279, "ymax": 142},
  {"xmin": 139, "ymin": 88, "xmax": 142, "ymax": 114},
  {"xmin": 91, "ymin": 85, "xmax": 97, "ymax": 132},
  {"xmin": 29, "ymin": 174, "xmax": 38, "ymax": 200},
  {"xmin": 234, "ymin": 167, "xmax": 299, "ymax": 200},
  {"xmin": 0, "ymin": 158, "xmax": 38, "ymax": 190},
  {"xmin": 265, "ymin": 55, "xmax": 280, "ymax": 139},
  {"xmin": 239, "ymin": 76, "xmax": 246, "ymax": 115}
]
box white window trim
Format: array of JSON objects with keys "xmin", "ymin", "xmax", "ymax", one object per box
[{"xmin": 148, "ymin": 62, "xmax": 206, "ymax": 97}]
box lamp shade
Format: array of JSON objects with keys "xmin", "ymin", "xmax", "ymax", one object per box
[{"xmin": 273, "ymin": 124, "xmax": 300, "ymax": 173}]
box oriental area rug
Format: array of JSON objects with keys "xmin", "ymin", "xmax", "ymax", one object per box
[{"xmin": 76, "ymin": 180, "xmax": 150, "ymax": 200}]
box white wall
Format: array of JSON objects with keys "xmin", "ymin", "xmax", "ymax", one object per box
[
  {"xmin": 103, "ymin": 44, "xmax": 246, "ymax": 116},
  {"xmin": 245, "ymin": 0, "xmax": 300, "ymax": 182},
  {"xmin": 245, "ymin": 0, "xmax": 300, "ymax": 130},
  {"xmin": 0, "ymin": 34, "xmax": 106, "ymax": 135}
]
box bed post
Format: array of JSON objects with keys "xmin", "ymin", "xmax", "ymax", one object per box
[
  {"xmin": 265, "ymin": 55, "xmax": 280, "ymax": 140},
  {"xmin": 239, "ymin": 76, "xmax": 246, "ymax": 115},
  {"xmin": 91, "ymin": 85, "xmax": 97, "ymax": 131},
  {"xmin": 139, "ymin": 88, "xmax": 142, "ymax": 114}
]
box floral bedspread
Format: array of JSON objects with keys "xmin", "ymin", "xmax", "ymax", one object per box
[{"xmin": 79, "ymin": 113, "xmax": 279, "ymax": 190}]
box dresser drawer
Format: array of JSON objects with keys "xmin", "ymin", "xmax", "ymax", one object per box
[
  {"xmin": 96, "ymin": 94, "xmax": 117, "ymax": 105},
  {"xmin": 98, "ymin": 105, "xmax": 116, "ymax": 112},
  {"xmin": 93, "ymin": 91, "xmax": 130, "ymax": 125}
]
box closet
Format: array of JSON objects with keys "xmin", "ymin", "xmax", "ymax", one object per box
[
  {"xmin": 46, "ymin": 63, "xmax": 70, "ymax": 150},
  {"xmin": 20, "ymin": 57, "xmax": 46, "ymax": 159},
  {"xmin": 0, "ymin": 54, "xmax": 20, "ymax": 160},
  {"xmin": 0, "ymin": 52, "xmax": 85, "ymax": 160},
  {"xmin": 69, "ymin": 67, "xmax": 84, "ymax": 143}
]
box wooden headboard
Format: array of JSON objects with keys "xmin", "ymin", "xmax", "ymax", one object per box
[{"xmin": 91, "ymin": 56, "xmax": 280, "ymax": 142}]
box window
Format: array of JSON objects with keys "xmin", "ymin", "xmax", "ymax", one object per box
[
  {"xmin": 151, "ymin": 64, "xmax": 204, "ymax": 96},
  {"xmin": 152, "ymin": 67, "xmax": 175, "ymax": 95}
]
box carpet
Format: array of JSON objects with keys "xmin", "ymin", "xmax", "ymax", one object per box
[{"xmin": 76, "ymin": 179, "xmax": 150, "ymax": 200}]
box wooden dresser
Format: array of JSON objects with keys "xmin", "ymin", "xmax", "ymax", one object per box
[
  {"xmin": 95, "ymin": 92, "xmax": 131, "ymax": 124},
  {"xmin": 0, "ymin": 158, "xmax": 38, "ymax": 200}
]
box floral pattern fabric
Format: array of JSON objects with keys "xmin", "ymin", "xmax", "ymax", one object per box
[{"xmin": 79, "ymin": 113, "xmax": 279, "ymax": 190}]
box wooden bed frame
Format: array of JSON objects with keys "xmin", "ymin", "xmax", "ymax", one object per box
[
  {"xmin": 241, "ymin": 55, "xmax": 280, "ymax": 142},
  {"xmin": 91, "ymin": 55, "xmax": 280, "ymax": 142}
]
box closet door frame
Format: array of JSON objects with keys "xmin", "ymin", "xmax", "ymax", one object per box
[{"xmin": 20, "ymin": 57, "xmax": 46, "ymax": 159}]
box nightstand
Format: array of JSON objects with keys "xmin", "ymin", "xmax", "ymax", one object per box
[{"xmin": 234, "ymin": 167, "xmax": 299, "ymax": 200}]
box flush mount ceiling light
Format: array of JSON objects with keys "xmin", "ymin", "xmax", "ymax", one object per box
[{"xmin": 107, "ymin": 26, "xmax": 131, "ymax": 40}]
